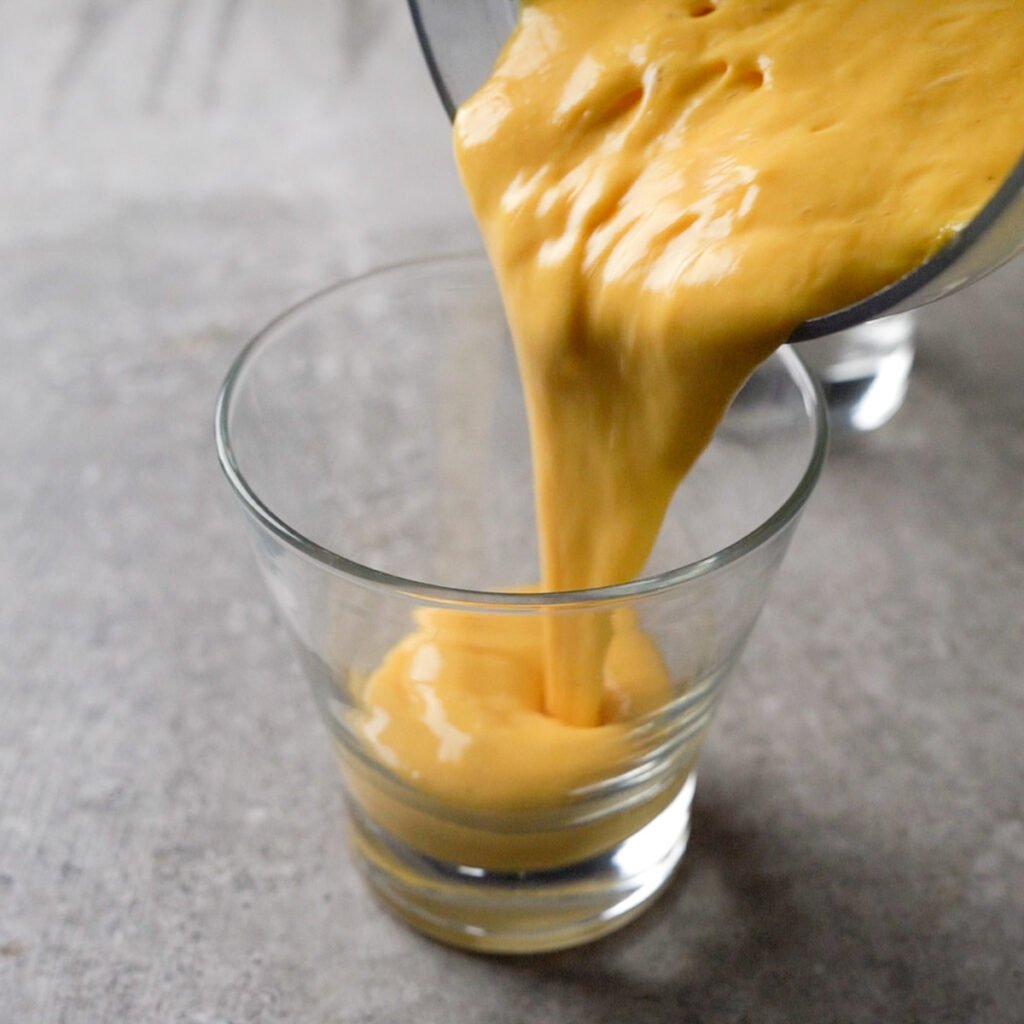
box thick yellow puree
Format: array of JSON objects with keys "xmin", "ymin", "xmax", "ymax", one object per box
[{"xmin": 350, "ymin": 0, "xmax": 1023, "ymax": 864}]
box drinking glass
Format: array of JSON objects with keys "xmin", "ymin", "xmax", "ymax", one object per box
[{"xmin": 215, "ymin": 253, "xmax": 828, "ymax": 953}]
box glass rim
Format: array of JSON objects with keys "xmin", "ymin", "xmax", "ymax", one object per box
[{"xmin": 214, "ymin": 252, "xmax": 829, "ymax": 609}]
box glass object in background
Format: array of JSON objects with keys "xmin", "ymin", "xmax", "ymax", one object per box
[
  {"xmin": 801, "ymin": 312, "xmax": 917, "ymax": 434},
  {"xmin": 216, "ymin": 254, "xmax": 828, "ymax": 953},
  {"xmin": 406, "ymin": 0, "xmax": 1024, "ymax": 433}
]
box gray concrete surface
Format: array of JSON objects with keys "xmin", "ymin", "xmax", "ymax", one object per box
[{"xmin": 1, "ymin": 2, "xmax": 1022, "ymax": 1021}]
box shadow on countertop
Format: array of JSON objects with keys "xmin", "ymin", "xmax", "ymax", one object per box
[{"xmin": 470, "ymin": 782, "xmax": 999, "ymax": 1024}]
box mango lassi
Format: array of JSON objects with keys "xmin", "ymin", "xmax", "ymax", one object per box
[{"xmin": 351, "ymin": 0, "xmax": 1024, "ymax": 864}]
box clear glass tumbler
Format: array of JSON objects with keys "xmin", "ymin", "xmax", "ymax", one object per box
[
  {"xmin": 800, "ymin": 312, "xmax": 917, "ymax": 433},
  {"xmin": 215, "ymin": 253, "xmax": 828, "ymax": 953}
]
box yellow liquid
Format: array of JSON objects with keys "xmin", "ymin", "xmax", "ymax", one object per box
[{"xmin": 349, "ymin": 0, "xmax": 1024, "ymax": 867}]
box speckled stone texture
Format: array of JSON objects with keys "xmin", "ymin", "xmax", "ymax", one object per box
[{"xmin": 1, "ymin": 2, "xmax": 1022, "ymax": 1021}]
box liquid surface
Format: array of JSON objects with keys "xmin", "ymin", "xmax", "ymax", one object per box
[{"xmin": 354, "ymin": 0, "xmax": 1024, "ymax": 844}]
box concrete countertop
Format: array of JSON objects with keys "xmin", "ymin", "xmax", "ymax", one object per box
[{"xmin": 2, "ymin": 2, "xmax": 1021, "ymax": 1020}]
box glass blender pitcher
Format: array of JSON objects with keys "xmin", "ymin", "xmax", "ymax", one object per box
[{"xmin": 407, "ymin": 0, "xmax": 1024, "ymax": 431}]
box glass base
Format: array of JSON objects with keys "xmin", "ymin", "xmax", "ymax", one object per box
[
  {"xmin": 801, "ymin": 312, "xmax": 916, "ymax": 434},
  {"xmin": 347, "ymin": 774, "xmax": 696, "ymax": 954}
]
